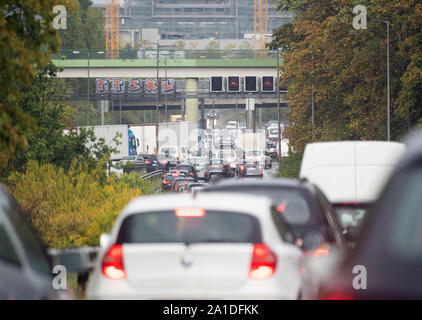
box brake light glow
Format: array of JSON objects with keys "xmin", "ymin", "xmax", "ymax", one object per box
[
  {"xmin": 146, "ymin": 160, "xmax": 151, "ymax": 164},
  {"xmin": 163, "ymin": 180, "xmax": 170, "ymax": 184},
  {"xmin": 248, "ymin": 244, "xmax": 277, "ymax": 279},
  {"xmin": 175, "ymin": 208, "xmax": 206, "ymax": 218},
  {"xmin": 102, "ymin": 244, "xmax": 126, "ymax": 280},
  {"xmin": 314, "ymin": 247, "xmax": 330, "ymax": 258},
  {"xmin": 276, "ymin": 201, "xmax": 287, "ymax": 212}
]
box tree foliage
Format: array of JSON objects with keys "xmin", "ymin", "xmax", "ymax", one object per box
[
  {"xmin": 0, "ymin": 0, "xmax": 74, "ymax": 174},
  {"xmin": 59, "ymin": 0, "xmax": 105, "ymax": 50},
  {"xmin": 270, "ymin": 0, "xmax": 422, "ymax": 153}
]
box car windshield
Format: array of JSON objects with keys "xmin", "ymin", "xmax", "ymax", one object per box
[
  {"xmin": 334, "ymin": 206, "xmax": 368, "ymax": 229},
  {"xmin": 122, "ymin": 156, "xmax": 135, "ymax": 160},
  {"xmin": 186, "ymin": 158, "xmax": 206, "ymax": 167},
  {"xmin": 158, "ymin": 154, "xmax": 171, "ymax": 160},
  {"xmin": 269, "ymin": 129, "xmax": 279, "ymax": 135},
  {"xmin": 247, "ymin": 151, "xmax": 261, "ymax": 156},
  {"xmin": 210, "ymin": 159, "xmax": 227, "ymax": 165},
  {"xmin": 205, "ymin": 186, "xmax": 316, "ymax": 227},
  {"xmin": 116, "ymin": 211, "xmax": 262, "ymax": 244}
]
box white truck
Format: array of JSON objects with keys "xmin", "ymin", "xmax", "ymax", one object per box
[
  {"xmin": 235, "ymin": 129, "xmax": 266, "ymax": 154},
  {"xmin": 158, "ymin": 121, "xmax": 199, "ymax": 154},
  {"xmin": 79, "ymin": 125, "xmax": 139, "ymax": 160},
  {"xmin": 128, "ymin": 124, "xmax": 157, "ymax": 155}
]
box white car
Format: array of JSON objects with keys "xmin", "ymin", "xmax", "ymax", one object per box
[
  {"xmin": 86, "ymin": 193, "xmax": 306, "ymax": 300},
  {"xmin": 245, "ymin": 150, "xmax": 272, "ymax": 169},
  {"xmin": 216, "ymin": 149, "xmax": 238, "ymax": 170},
  {"xmin": 226, "ymin": 121, "xmax": 239, "ymax": 132},
  {"xmin": 158, "ymin": 146, "xmax": 190, "ymax": 162}
]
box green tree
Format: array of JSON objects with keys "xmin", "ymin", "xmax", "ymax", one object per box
[
  {"xmin": 59, "ymin": 0, "xmax": 105, "ymax": 50},
  {"xmin": 0, "ymin": 0, "xmax": 74, "ymax": 176},
  {"xmin": 10, "ymin": 63, "xmax": 119, "ymax": 177},
  {"xmin": 269, "ymin": 0, "xmax": 422, "ymax": 154}
]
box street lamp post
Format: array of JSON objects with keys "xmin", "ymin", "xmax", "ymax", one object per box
[
  {"xmin": 277, "ymin": 48, "xmax": 281, "ymax": 160},
  {"xmin": 375, "ymin": 19, "xmax": 391, "ymax": 141},
  {"xmin": 73, "ymin": 50, "xmax": 104, "ymax": 127},
  {"xmin": 156, "ymin": 41, "xmax": 160, "ymax": 170}
]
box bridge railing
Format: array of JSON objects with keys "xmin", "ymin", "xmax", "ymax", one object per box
[{"xmin": 53, "ymin": 49, "xmax": 278, "ymax": 61}]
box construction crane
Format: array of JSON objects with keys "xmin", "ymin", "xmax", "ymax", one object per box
[
  {"xmin": 106, "ymin": 0, "xmax": 120, "ymax": 59},
  {"xmin": 254, "ymin": 0, "xmax": 268, "ymax": 58}
]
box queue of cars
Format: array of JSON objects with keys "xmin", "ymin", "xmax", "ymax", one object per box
[{"xmin": 3, "ymin": 115, "xmax": 422, "ymax": 300}]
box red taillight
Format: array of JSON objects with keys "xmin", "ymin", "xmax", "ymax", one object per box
[
  {"xmin": 240, "ymin": 165, "xmax": 244, "ymax": 171},
  {"xmin": 174, "ymin": 185, "xmax": 178, "ymax": 191},
  {"xmin": 220, "ymin": 165, "xmax": 226, "ymax": 167},
  {"xmin": 321, "ymin": 290, "xmax": 354, "ymax": 300},
  {"xmin": 204, "ymin": 171, "xmax": 207, "ymax": 175},
  {"xmin": 175, "ymin": 208, "xmax": 206, "ymax": 217},
  {"xmin": 248, "ymin": 244, "xmax": 277, "ymax": 279},
  {"xmin": 313, "ymin": 247, "xmax": 330, "ymax": 258},
  {"xmin": 342, "ymin": 202, "xmax": 359, "ymax": 206},
  {"xmin": 102, "ymin": 244, "xmax": 126, "ymax": 280},
  {"xmin": 163, "ymin": 180, "xmax": 170, "ymax": 184},
  {"xmin": 146, "ymin": 160, "xmax": 151, "ymax": 164},
  {"xmin": 259, "ymin": 166, "xmax": 263, "ymax": 171}
]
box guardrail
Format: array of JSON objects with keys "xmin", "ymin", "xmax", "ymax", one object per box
[
  {"xmin": 48, "ymin": 247, "xmax": 101, "ymax": 273},
  {"xmin": 141, "ymin": 170, "xmax": 166, "ymax": 180}
]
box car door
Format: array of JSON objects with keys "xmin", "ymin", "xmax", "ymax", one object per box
[{"xmin": 0, "ymin": 201, "xmax": 38, "ymax": 299}]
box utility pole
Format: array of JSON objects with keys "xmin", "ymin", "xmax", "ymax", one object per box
[
  {"xmin": 277, "ymin": 48, "xmax": 281, "ymax": 159},
  {"xmin": 156, "ymin": 41, "xmax": 160, "ymax": 170},
  {"xmin": 87, "ymin": 51, "xmax": 90, "ymax": 126},
  {"xmin": 374, "ymin": 19, "xmax": 391, "ymax": 141}
]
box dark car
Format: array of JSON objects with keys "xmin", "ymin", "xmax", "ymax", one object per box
[
  {"xmin": 175, "ymin": 164, "xmax": 198, "ymax": 182},
  {"xmin": 162, "ymin": 173, "xmax": 177, "ymax": 191},
  {"xmin": 184, "ymin": 157, "xmax": 209, "ymax": 181},
  {"xmin": 320, "ymin": 133, "xmax": 422, "ymax": 300},
  {"xmin": 146, "ymin": 153, "xmax": 178, "ymax": 172},
  {"xmin": 201, "ymin": 179, "xmax": 345, "ymax": 253},
  {"xmin": 187, "ymin": 182, "xmax": 207, "ymax": 195},
  {"xmin": 0, "ymin": 185, "xmax": 69, "ymax": 299},
  {"xmin": 171, "ymin": 178, "xmax": 195, "ymax": 193},
  {"xmin": 236, "ymin": 160, "xmax": 263, "ymax": 178},
  {"xmin": 331, "ymin": 201, "xmax": 372, "ymax": 244},
  {"xmin": 207, "ymin": 159, "xmax": 231, "ymax": 181}
]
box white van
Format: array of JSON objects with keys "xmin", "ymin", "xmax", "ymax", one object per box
[
  {"xmin": 300, "ymin": 141, "xmax": 405, "ymax": 240},
  {"xmin": 158, "ymin": 146, "xmax": 190, "ymax": 162},
  {"xmin": 300, "ymin": 141, "xmax": 405, "ymax": 203}
]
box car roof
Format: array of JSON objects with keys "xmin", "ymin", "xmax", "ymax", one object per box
[
  {"xmin": 202, "ymin": 177, "xmax": 315, "ymax": 194},
  {"xmin": 117, "ymin": 193, "xmax": 273, "ymax": 221}
]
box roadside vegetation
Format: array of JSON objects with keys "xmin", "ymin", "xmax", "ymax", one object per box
[
  {"xmin": 270, "ymin": 0, "xmax": 422, "ymax": 154},
  {"xmin": 277, "ymin": 152, "xmax": 302, "ymax": 179}
]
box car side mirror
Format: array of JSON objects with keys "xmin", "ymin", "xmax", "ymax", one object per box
[{"xmin": 100, "ymin": 233, "xmax": 111, "ymax": 249}]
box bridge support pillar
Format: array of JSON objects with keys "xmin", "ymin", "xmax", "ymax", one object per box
[{"xmin": 185, "ymin": 78, "xmax": 199, "ymax": 123}]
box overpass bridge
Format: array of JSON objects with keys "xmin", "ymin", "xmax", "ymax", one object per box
[{"xmin": 53, "ymin": 50, "xmax": 287, "ymax": 121}]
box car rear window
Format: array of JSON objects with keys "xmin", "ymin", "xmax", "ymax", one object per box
[
  {"xmin": 204, "ymin": 186, "xmax": 318, "ymax": 227},
  {"xmin": 116, "ymin": 211, "xmax": 262, "ymax": 244}
]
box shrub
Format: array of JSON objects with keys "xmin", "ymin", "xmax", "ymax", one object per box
[
  {"xmin": 6, "ymin": 160, "xmax": 153, "ymax": 248},
  {"xmin": 278, "ymin": 152, "xmax": 302, "ymax": 179}
]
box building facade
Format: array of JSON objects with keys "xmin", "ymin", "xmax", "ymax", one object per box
[{"xmin": 93, "ymin": 0, "xmax": 293, "ymax": 46}]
